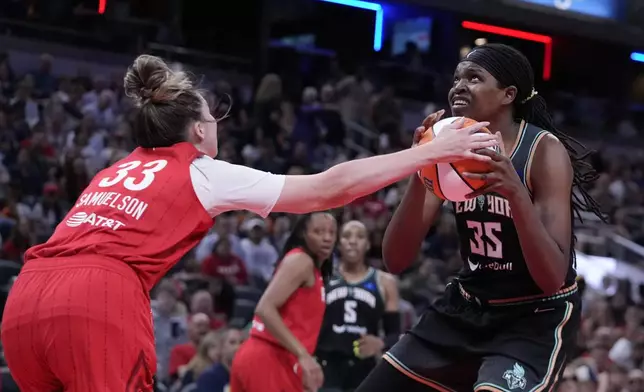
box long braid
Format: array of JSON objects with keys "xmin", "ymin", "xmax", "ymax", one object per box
[
  {"xmin": 520, "ymin": 95, "xmax": 605, "ymax": 223},
  {"xmin": 463, "ymin": 44, "xmax": 605, "ymax": 268}
]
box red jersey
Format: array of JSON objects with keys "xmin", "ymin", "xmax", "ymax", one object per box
[
  {"xmin": 250, "ymin": 248, "xmax": 326, "ymax": 355},
  {"xmin": 201, "ymin": 253, "xmax": 249, "ymax": 285},
  {"xmin": 25, "ymin": 142, "xmax": 213, "ymax": 291}
]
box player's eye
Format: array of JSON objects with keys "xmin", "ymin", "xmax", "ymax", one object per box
[{"xmin": 470, "ymin": 75, "xmax": 481, "ymax": 82}]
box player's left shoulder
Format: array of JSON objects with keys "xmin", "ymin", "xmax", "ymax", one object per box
[
  {"xmin": 534, "ymin": 131, "xmax": 571, "ymax": 166},
  {"xmin": 527, "ymin": 131, "xmax": 573, "ymax": 195}
]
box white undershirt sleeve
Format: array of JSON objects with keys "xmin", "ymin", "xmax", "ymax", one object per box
[{"xmin": 190, "ymin": 156, "xmax": 285, "ymax": 218}]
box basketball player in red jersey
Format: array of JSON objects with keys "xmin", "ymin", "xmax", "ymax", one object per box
[
  {"xmin": 1, "ymin": 54, "xmax": 497, "ymax": 392},
  {"xmin": 230, "ymin": 212, "xmax": 336, "ymax": 392}
]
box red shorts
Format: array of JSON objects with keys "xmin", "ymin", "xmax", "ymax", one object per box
[
  {"xmin": 230, "ymin": 337, "xmax": 304, "ymax": 392},
  {"xmin": 1, "ymin": 257, "xmax": 156, "ymax": 392}
]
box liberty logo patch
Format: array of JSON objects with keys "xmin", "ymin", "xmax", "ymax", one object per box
[
  {"xmin": 477, "ymin": 195, "xmax": 486, "ymax": 210},
  {"xmin": 502, "ymin": 363, "xmax": 527, "ymax": 390}
]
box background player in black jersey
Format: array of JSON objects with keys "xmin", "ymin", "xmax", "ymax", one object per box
[
  {"xmin": 355, "ymin": 43, "xmax": 605, "ymax": 392},
  {"xmin": 316, "ymin": 220, "xmax": 400, "ymax": 392}
]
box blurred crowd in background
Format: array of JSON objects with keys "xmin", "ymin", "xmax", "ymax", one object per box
[{"xmin": 0, "ymin": 36, "xmax": 643, "ymax": 391}]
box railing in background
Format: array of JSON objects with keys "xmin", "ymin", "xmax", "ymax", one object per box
[
  {"xmin": 146, "ymin": 42, "xmax": 253, "ymax": 74},
  {"xmin": 609, "ymin": 234, "xmax": 644, "ymax": 265},
  {"xmin": 0, "ymin": 15, "xmax": 157, "ymax": 53},
  {"xmin": 344, "ymin": 120, "xmax": 378, "ymax": 157},
  {"xmin": 576, "ymin": 220, "xmax": 644, "ymax": 267}
]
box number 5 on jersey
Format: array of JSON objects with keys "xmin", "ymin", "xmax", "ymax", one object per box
[
  {"xmin": 344, "ymin": 300, "xmax": 357, "ymax": 323},
  {"xmin": 98, "ymin": 160, "xmax": 168, "ymax": 191}
]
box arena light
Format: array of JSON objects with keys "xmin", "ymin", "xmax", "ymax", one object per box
[
  {"xmin": 98, "ymin": 0, "xmax": 106, "ymax": 14},
  {"xmin": 462, "ymin": 21, "xmax": 553, "ymax": 81},
  {"xmin": 319, "ymin": 0, "xmax": 383, "ymax": 51},
  {"xmin": 632, "ymin": 52, "xmax": 644, "ymax": 63}
]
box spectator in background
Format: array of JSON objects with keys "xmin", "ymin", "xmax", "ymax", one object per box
[
  {"xmin": 82, "ymin": 88, "xmax": 117, "ymax": 131},
  {"xmin": 0, "ymin": 59, "xmax": 16, "ymax": 99},
  {"xmin": 317, "ymin": 83, "xmax": 345, "ymax": 147},
  {"xmin": 31, "ymin": 53, "xmax": 56, "ymax": 98},
  {"xmin": 196, "ymin": 328, "xmax": 244, "ymax": 392},
  {"xmin": 11, "ymin": 75, "xmax": 40, "ymax": 128},
  {"xmin": 201, "ymin": 237, "xmax": 249, "ymax": 286},
  {"xmin": 31, "ymin": 183, "xmax": 66, "ymax": 239},
  {"xmin": 270, "ymin": 214, "xmax": 291, "ymax": 251},
  {"xmin": 176, "ymin": 331, "xmax": 221, "ymax": 390},
  {"xmin": 195, "ymin": 215, "xmax": 244, "ymax": 264},
  {"xmin": 152, "ymin": 280, "xmax": 189, "ymax": 383},
  {"xmin": 190, "ymin": 289, "xmax": 226, "ymax": 330},
  {"xmin": 254, "ymin": 139, "xmax": 286, "ymax": 174},
  {"xmin": 239, "ymin": 218, "xmax": 279, "ymax": 287},
  {"xmin": 371, "ymin": 86, "xmax": 402, "ymax": 130},
  {"xmin": 254, "ymin": 73, "xmax": 285, "ymax": 140},
  {"xmin": 11, "ymin": 148, "xmax": 44, "ymax": 197},
  {"xmin": 1, "ymin": 219, "xmax": 33, "ymax": 262},
  {"xmin": 168, "ymin": 312, "xmax": 212, "ymax": 383}
]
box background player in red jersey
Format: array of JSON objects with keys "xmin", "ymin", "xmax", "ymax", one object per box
[
  {"xmin": 1, "ymin": 54, "xmax": 497, "ymax": 392},
  {"xmin": 230, "ymin": 212, "xmax": 337, "ymax": 392}
]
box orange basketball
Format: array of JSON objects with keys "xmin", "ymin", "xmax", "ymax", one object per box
[{"xmin": 418, "ymin": 117, "xmax": 497, "ymax": 201}]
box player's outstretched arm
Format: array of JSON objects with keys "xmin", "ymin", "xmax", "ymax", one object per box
[
  {"xmin": 272, "ymin": 119, "xmax": 496, "ymax": 215},
  {"xmin": 382, "ymin": 111, "xmax": 445, "ymax": 274}
]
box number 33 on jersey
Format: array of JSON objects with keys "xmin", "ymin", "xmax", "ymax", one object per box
[
  {"xmin": 73, "ymin": 159, "xmax": 167, "ymax": 224},
  {"xmin": 27, "ymin": 143, "xmax": 214, "ymax": 290},
  {"xmin": 98, "ymin": 159, "xmax": 168, "ymax": 191}
]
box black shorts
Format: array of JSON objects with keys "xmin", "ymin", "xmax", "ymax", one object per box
[
  {"xmin": 375, "ymin": 281, "xmax": 580, "ymax": 391},
  {"xmin": 317, "ymin": 351, "xmax": 376, "ymax": 392}
]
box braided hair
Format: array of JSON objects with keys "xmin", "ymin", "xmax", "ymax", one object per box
[{"xmin": 463, "ymin": 44, "xmax": 605, "ymax": 224}]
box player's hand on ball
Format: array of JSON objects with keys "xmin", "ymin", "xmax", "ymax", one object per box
[
  {"xmin": 429, "ymin": 118, "xmax": 497, "ymax": 163},
  {"xmin": 299, "ymin": 354, "xmax": 324, "ymax": 391},
  {"xmin": 412, "ymin": 109, "xmax": 445, "ymax": 147},
  {"xmin": 355, "ymin": 334, "xmax": 385, "ymax": 358},
  {"xmin": 462, "ymin": 132, "xmax": 524, "ymax": 199}
]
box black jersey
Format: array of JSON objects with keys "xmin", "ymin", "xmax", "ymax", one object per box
[
  {"xmin": 316, "ymin": 268, "xmax": 386, "ymax": 357},
  {"xmin": 453, "ymin": 121, "xmax": 577, "ymax": 301}
]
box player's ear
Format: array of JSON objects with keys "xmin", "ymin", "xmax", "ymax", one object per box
[
  {"xmin": 502, "ymin": 86, "xmax": 518, "ymax": 106},
  {"xmin": 192, "ymin": 121, "xmax": 206, "ymax": 141}
]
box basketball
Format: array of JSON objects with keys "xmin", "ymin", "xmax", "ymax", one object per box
[{"xmin": 418, "ymin": 117, "xmax": 499, "ymax": 202}]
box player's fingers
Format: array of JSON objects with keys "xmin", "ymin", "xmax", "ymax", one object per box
[
  {"xmin": 473, "ymin": 148, "xmax": 506, "ymax": 162},
  {"xmin": 464, "ymin": 151, "xmax": 493, "ymax": 162},
  {"xmin": 462, "ymin": 172, "xmax": 489, "ymax": 181},
  {"xmin": 495, "ymin": 132, "xmax": 507, "ymax": 156},
  {"xmin": 465, "ymin": 184, "xmax": 495, "ymax": 199},
  {"xmin": 460, "ymin": 121, "xmax": 491, "ymax": 133},
  {"xmin": 420, "ymin": 113, "xmax": 435, "ymax": 129},
  {"xmin": 314, "ymin": 368, "xmax": 324, "ymax": 387},
  {"xmin": 470, "ymin": 148, "xmax": 496, "ymax": 157},
  {"xmin": 436, "ymin": 109, "xmax": 445, "ymax": 121},
  {"xmin": 447, "ymin": 116, "xmax": 465, "ymax": 129},
  {"xmin": 413, "ymin": 126, "xmax": 425, "ymax": 140},
  {"xmin": 468, "ymin": 139, "xmax": 500, "ymax": 152},
  {"xmin": 421, "ymin": 109, "xmax": 445, "ymax": 128}
]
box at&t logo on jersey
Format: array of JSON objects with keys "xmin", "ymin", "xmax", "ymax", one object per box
[{"xmin": 66, "ymin": 212, "xmax": 126, "ymax": 231}]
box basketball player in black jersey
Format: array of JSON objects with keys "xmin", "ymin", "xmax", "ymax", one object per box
[
  {"xmin": 316, "ymin": 221, "xmax": 400, "ymax": 392},
  {"xmin": 355, "ymin": 44, "xmax": 605, "ymax": 392}
]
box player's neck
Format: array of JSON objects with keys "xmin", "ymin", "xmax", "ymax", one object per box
[
  {"xmin": 340, "ymin": 262, "xmax": 369, "ymax": 278},
  {"xmin": 488, "ymin": 115, "xmax": 521, "ymax": 153}
]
